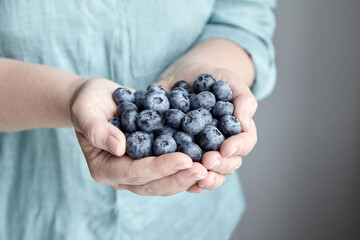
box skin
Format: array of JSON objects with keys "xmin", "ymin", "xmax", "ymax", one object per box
[{"xmin": 0, "ymin": 39, "xmax": 258, "ymax": 196}]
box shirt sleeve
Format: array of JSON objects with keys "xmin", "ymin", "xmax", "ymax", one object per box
[{"xmin": 196, "ymin": 0, "xmax": 277, "ymax": 100}]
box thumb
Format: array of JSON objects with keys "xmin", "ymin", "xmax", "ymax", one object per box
[{"xmin": 82, "ymin": 119, "xmax": 126, "ymax": 156}]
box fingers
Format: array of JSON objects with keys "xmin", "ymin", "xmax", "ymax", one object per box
[
  {"xmin": 197, "ymin": 171, "xmax": 226, "ymax": 191},
  {"xmin": 220, "ymin": 119, "xmax": 257, "ymax": 158},
  {"xmin": 186, "ymin": 184, "xmax": 205, "ymax": 194},
  {"xmin": 87, "ymin": 152, "xmax": 193, "ymax": 186},
  {"xmin": 113, "ymin": 163, "xmax": 208, "ymax": 196},
  {"xmin": 201, "ymin": 151, "xmax": 242, "ymax": 175},
  {"xmin": 232, "ymin": 91, "xmax": 258, "ymax": 132}
]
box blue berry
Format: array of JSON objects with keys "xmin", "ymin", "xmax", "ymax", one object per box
[
  {"xmin": 153, "ymin": 126, "xmax": 177, "ymax": 138},
  {"xmin": 211, "ymin": 101, "xmax": 234, "ymax": 119},
  {"xmin": 218, "ymin": 115, "xmax": 242, "ymax": 137},
  {"xmin": 134, "ymin": 89, "xmax": 147, "ymax": 110},
  {"xmin": 190, "ymin": 91, "xmax": 216, "ymax": 110},
  {"xmin": 173, "ymin": 131, "xmax": 194, "ymax": 146},
  {"xmin": 188, "ymin": 88, "xmax": 196, "ymax": 94},
  {"xmin": 136, "ymin": 109, "xmax": 164, "ymax": 132},
  {"xmin": 177, "ymin": 142, "xmax": 203, "ymax": 162},
  {"xmin": 116, "ymin": 101, "xmax": 138, "ymax": 118},
  {"xmin": 143, "ymin": 92, "xmax": 170, "ymax": 113},
  {"xmin": 172, "ymin": 80, "xmax": 190, "ymax": 90},
  {"xmin": 168, "ymin": 90, "xmax": 190, "ymax": 113},
  {"xmin": 108, "ymin": 117, "xmax": 122, "ymax": 130},
  {"xmin": 171, "ymin": 87, "xmax": 189, "ymax": 95},
  {"xmin": 209, "ymin": 118, "xmax": 218, "ymax": 128},
  {"xmin": 147, "ymin": 83, "xmax": 168, "ymax": 96},
  {"xmin": 196, "ymin": 125, "xmax": 225, "ymax": 151},
  {"xmin": 153, "ymin": 135, "xmax": 177, "ymax": 156},
  {"xmin": 211, "ymin": 80, "xmax": 233, "ymax": 102},
  {"xmin": 163, "ymin": 109, "xmax": 185, "ymax": 130},
  {"xmin": 194, "ymin": 73, "xmax": 216, "ymax": 92},
  {"xmin": 121, "ymin": 110, "xmax": 138, "ymax": 132},
  {"xmin": 113, "ymin": 87, "xmax": 135, "ymax": 105},
  {"xmin": 126, "ymin": 131, "xmax": 153, "ymax": 159},
  {"xmin": 182, "ymin": 108, "xmax": 212, "ymax": 135}
]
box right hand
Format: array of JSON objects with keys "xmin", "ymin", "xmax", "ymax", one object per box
[{"xmin": 70, "ymin": 78, "xmax": 207, "ymax": 196}]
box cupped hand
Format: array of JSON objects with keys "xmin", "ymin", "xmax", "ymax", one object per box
[
  {"xmin": 70, "ymin": 78, "xmax": 207, "ymax": 196},
  {"xmin": 158, "ymin": 63, "xmax": 258, "ymax": 193}
]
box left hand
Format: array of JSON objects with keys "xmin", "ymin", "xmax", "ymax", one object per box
[{"xmin": 158, "ymin": 63, "xmax": 258, "ymax": 193}]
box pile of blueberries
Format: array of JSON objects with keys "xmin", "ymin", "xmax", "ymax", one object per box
[{"xmin": 108, "ymin": 73, "xmax": 242, "ymax": 162}]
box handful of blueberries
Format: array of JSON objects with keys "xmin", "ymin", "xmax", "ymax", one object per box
[{"xmin": 108, "ymin": 73, "xmax": 242, "ymax": 162}]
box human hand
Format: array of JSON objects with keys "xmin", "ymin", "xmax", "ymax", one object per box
[
  {"xmin": 70, "ymin": 78, "xmax": 207, "ymax": 196},
  {"xmin": 158, "ymin": 63, "xmax": 258, "ymax": 193}
]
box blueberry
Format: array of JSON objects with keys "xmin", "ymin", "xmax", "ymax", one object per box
[
  {"xmin": 191, "ymin": 91, "xmax": 216, "ymax": 110},
  {"xmin": 134, "ymin": 89, "xmax": 147, "ymax": 110},
  {"xmin": 173, "ymin": 131, "xmax": 194, "ymax": 146},
  {"xmin": 121, "ymin": 110, "xmax": 138, "ymax": 132},
  {"xmin": 153, "ymin": 126, "xmax": 177, "ymax": 138},
  {"xmin": 177, "ymin": 142, "xmax": 203, "ymax": 162},
  {"xmin": 163, "ymin": 109, "xmax": 185, "ymax": 130},
  {"xmin": 126, "ymin": 131, "xmax": 153, "ymax": 159},
  {"xmin": 143, "ymin": 91, "xmax": 170, "ymax": 113},
  {"xmin": 218, "ymin": 115, "xmax": 242, "ymax": 137},
  {"xmin": 168, "ymin": 90, "xmax": 190, "ymax": 113},
  {"xmin": 171, "ymin": 87, "xmax": 189, "ymax": 95},
  {"xmin": 113, "ymin": 87, "xmax": 135, "ymax": 105},
  {"xmin": 108, "ymin": 117, "xmax": 122, "ymax": 130},
  {"xmin": 196, "ymin": 125, "xmax": 225, "ymax": 151},
  {"xmin": 153, "ymin": 135, "xmax": 177, "ymax": 156},
  {"xmin": 211, "ymin": 80, "xmax": 233, "ymax": 102},
  {"xmin": 136, "ymin": 109, "xmax": 164, "ymax": 132},
  {"xmin": 182, "ymin": 108, "xmax": 212, "ymax": 135},
  {"xmin": 209, "ymin": 118, "xmax": 218, "ymax": 128},
  {"xmin": 211, "ymin": 101, "xmax": 234, "ymax": 119},
  {"xmin": 116, "ymin": 101, "xmax": 138, "ymax": 118},
  {"xmin": 194, "ymin": 73, "xmax": 216, "ymax": 92},
  {"xmin": 172, "ymin": 80, "xmax": 190, "ymax": 90},
  {"xmin": 188, "ymin": 88, "xmax": 196, "ymax": 94},
  {"xmin": 124, "ymin": 132, "xmax": 130, "ymax": 139},
  {"xmin": 147, "ymin": 83, "xmax": 168, "ymax": 96}
]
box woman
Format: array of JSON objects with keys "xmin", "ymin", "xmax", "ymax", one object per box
[{"xmin": 0, "ymin": 0, "xmax": 276, "ymax": 239}]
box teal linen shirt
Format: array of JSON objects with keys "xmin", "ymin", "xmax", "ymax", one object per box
[{"xmin": 0, "ymin": 1, "xmax": 276, "ymax": 239}]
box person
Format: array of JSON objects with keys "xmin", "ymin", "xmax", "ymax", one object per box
[{"xmin": 0, "ymin": 0, "xmax": 276, "ymax": 239}]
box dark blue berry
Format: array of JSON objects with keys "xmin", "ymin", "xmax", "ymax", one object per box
[
  {"xmin": 113, "ymin": 87, "xmax": 135, "ymax": 105},
  {"xmin": 163, "ymin": 109, "xmax": 185, "ymax": 130},
  {"xmin": 153, "ymin": 126, "xmax": 177, "ymax": 138},
  {"xmin": 147, "ymin": 83, "xmax": 168, "ymax": 96},
  {"xmin": 209, "ymin": 118, "xmax": 218, "ymax": 128},
  {"xmin": 121, "ymin": 110, "xmax": 138, "ymax": 132},
  {"xmin": 168, "ymin": 90, "xmax": 190, "ymax": 113},
  {"xmin": 108, "ymin": 117, "xmax": 122, "ymax": 130},
  {"xmin": 177, "ymin": 142, "xmax": 203, "ymax": 162},
  {"xmin": 218, "ymin": 115, "xmax": 242, "ymax": 137},
  {"xmin": 196, "ymin": 125, "xmax": 225, "ymax": 151},
  {"xmin": 116, "ymin": 101, "xmax": 138, "ymax": 118},
  {"xmin": 188, "ymin": 88, "xmax": 196, "ymax": 94},
  {"xmin": 211, "ymin": 101, "xmax": 234, "ymax": 119},
  {"xmin": 172, "ymin": 80, "xmax": 190, "ymax": 90},
  {"xmin": 126, "ymin": 131, "xmax": 153, "ymax": 159},
  {"xmin": 194, "ymin": 73, "xmax": 216, "ymax": 92},
  {"xmin": 171, "ymin": 87, "xmax": 189, "ymax": 95},
  {"xmin": 143, "ymin": 92, "xmax": 170, "ymax": 113},
  {"xmin": 182, "ymin": 108, "xmax": 212, "ymax": 135},
  {"xmin": 191, "ymin": 91, "xmax": 216, "ymax": 110},
  {"xmin": 211, "ymin": 80, "xmax": 233, "ymax": 102},
  {"xmin": 153, "ymin": 135, "xmax": 177, "ymax": 156},
  {"xmin": 134, "ymin": 89, "xmax": 147, "ymax": 110},
  {"xmin": 173, "ymin": 131, "xmax": 194, "ymax": 146},
  {"xmin": 136, "ymin": 109, "xmax": 164, "ymax": 133}
]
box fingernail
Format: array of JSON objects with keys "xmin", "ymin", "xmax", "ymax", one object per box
[
  {"xmin": 173, "ymin": 163, "xmax": 192, "ymax": 171},
  {"xmin": 209, "ymin": 159, "xmax": 221, "ymax": 169},
  {"xmin": 243, "ymin": 112, "xmax": 251, "ymax": 130},
  {"xmin": 190, "ymin": 173, "xmax": 206, "ymax": 181},
  {"xmin": 106, "ymin": 135, "xmax": 120, "ymax": 156},
  {"xmin": 228, "ymin": 148, "xmax": 238, "ymax": 157}
]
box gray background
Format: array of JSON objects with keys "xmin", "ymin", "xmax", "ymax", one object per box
[{"xmin": 232, "ymin": 0, "xmax": 360, "ymax": 239}]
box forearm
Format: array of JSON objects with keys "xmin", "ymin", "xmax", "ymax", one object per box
[
  {"xmin": 160, "ymin": 38, "xmax": 255, "ymax": 87},
  {"xmin": 0, "ymin": 58, "xmax": 86, "ymax": 132}
]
